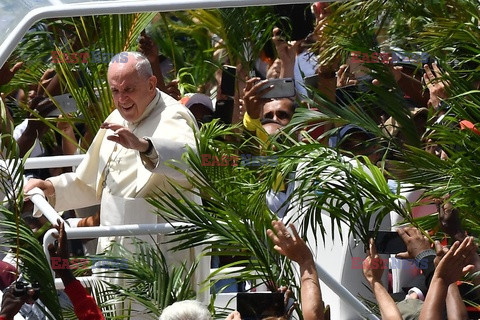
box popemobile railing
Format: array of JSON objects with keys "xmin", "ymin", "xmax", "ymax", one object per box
[{"xmin": 24, "ymin": 155, "xmax": 380, "ymax": 320}]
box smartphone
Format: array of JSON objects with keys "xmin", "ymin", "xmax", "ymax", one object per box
[
  {"xmin": 263, "ymin": 39, "xmax": 276, "ymax": 61},
  {"xmin": 335, "ymin": 84, "xmax": 361, "ymax": 106},
  {"xmin": 258, "ymin": 78, "xmax": 296, "ymax": 99},
  {"xmin": 273, "ymin": 4, "xmax": 314, "ymax": 41},
  {"xmin": 213, "ymin": 98, "xmax": 234, "ymax": 124},
  {"xmin": 221, "ymin": 65, "xmax": 236, "ymax": 97},
  {"xmin": 304, "ymin": 74, "xmax": 319, "ymax": 99},
  {"xmin": 373, "ymin": 231, "xmax": 407, "ymax": 254},
  {"xmin": 237, "ymin": 292, "xmax": 284, "ymax": 320},
  {"xmin": 47, "ymin": 93, "xmax": 78, "ymax": 117},
  {"xmin": 304, "ymin": 74, "xmax": 319, "ymax": 88}
]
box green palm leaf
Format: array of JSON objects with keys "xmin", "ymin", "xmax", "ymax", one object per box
[
  {"xmin": 0, "ymin": 101, "xmax": 63, "ymax": 319},
  {"xmin": 86, "ymin": 240, "xmax": 197, "ymax": 319}
]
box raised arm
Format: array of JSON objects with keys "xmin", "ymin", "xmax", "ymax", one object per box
[
  {"xmin": 446, "ymin": 283, "xmax": 468, "ymax": 320},
  {"xmin": 48, "ymin": 221, "xmax": 105, "ymax": 320},
  {"xmin": 267, "ymin": 220, "xmax": 324, "ymax": 320},
  {"xmin": 419, "ymin": 238, "xmax": 475, "ymax": 320},
  {"xmin": 138, "ymin": 31, "xmax": 167, "ymax": 92},
  {"xmin": 363, "ymin": 239, "xmax": 402, "ymax": 320}
]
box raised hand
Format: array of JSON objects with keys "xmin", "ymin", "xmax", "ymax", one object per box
[
  {"xmin": 36, "ymin": 68, "xmax": 56, "ymax": 96},
  {"xmin": 362, "ymin": 239, "xmax": 384, "ymax": 286},
  {"xmin": 436, "ymin": 196, "xmax": 466, "ymax": 242},
  {"xmin": 48, "ymin": 221, "xmax": 69, "ymax": 262},
  {"xmin": 419, "ymin": 237, "xmax": 475, "ymax": 320},
  {"xmin": 138, "ymin": 31, "xmax": 159, "ymax": 64},
  {"xmin": 272, "ymin": 27, "xmax": 300, "ymax": 78},
  {"xmin": 313, "ymin": 2, "xmax": 331, "ymax": 24},
  {"xmin": 266, "ymin": 58, "xmax": 282, "ymax": 79},
  {"xmin": 371, "ymin": 57, "xmax": 403, "ymax": 86},
  {"xmin": 267, "ymin": 220, "xmax": 324, "ymax": 320},
  {"xmin": 101, "ymin": 122, "xmax": 150, "ymax": 152},
  {"xmin": 241, "ymin": 77, "xmax": 273, "ymax": 119},
  {"xmin": 423, "ymin": 62, "xmax": 449, "ymax": 109},
  {"xmin": 48, "ymin": 220, "xmax": 76, "ymax": 287},
  {"xmin": 165, "ymin": 79, "xmax": 181, "ymax": 101},
  {"xmin": 0, "ymin": 286, "xmax": 36, "ymax": 319},
  {"xmin": 225, "ymin": 311, "xmax": 241, "ymax": 320},
  {"xmin": 267, "ymin": 220, "xmax": 312, "ymax": 264},
  {"xmin": 0, "ymin": 61, "xmax": 23, "ymax": 86},
  {"xmin": 396, "ymin": 227, "xmax": 431, "ymax": 259},
  {"xmin": 336, "ymin": 64, "xmax": 357, "ymax": 87},
  {"xmin": 434, "ymin": 237, "xmax": 476, "ymax": 285}
]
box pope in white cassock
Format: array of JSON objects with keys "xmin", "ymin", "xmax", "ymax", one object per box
[{"xmin": 24, "ymin": 51, "xmax": 199, "ymax": 258}]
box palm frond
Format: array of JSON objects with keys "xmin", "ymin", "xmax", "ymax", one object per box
[
  {"xmin": 86, "ymin": 239, "xmax": 197, "ymax": 319},
  {"xmin": 0, "ymin": 101, "xmax": 63, "ymax": 319}
]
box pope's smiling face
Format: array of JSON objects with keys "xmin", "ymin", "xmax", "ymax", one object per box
[{"xmin": 108, "ymin": 55, "xmax": 157, "ymax": 122}]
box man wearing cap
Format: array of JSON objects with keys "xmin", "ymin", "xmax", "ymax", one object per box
[
  {"xmin": 329, "ymin": 124, "xmax": 380, "ymax": 164},
  {"xmin": 184, "ymin": 93, "xmax": 215, "ymax": 126}
]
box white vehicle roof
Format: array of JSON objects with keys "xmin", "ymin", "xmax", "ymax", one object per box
[{"xmin": 0, "ymin": 0, "xmax": 312, "ymax": 67}]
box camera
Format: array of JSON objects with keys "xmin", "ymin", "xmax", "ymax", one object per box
[
  {"xmin": 12, "ymin": 280, "xmax": 40, "ymax": 299},
  {"xmin": 237, "ymin": 292, "xmax": 285, "ymax": 320}
]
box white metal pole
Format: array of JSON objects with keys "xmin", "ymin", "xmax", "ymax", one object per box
[
  {"xmin": 63, "ymin": 222, "xmax": 188, "ymax": 239},
  {"xmin": 29, "ymin": 191, "xmax": 66, "ymax": 226},
  {"xmin": 54, "ymin": 276, "xmax": 97, "ymax": 290},
  {"xmin": 24, "ymin": 154, "xmax": 84, "ymax": 170},
  {"xmin": 315, "ymin": 262, "xmax": 380, "ymax": 320}
]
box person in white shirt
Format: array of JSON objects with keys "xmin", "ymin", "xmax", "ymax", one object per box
[{"xmin": 24, "ymin": 52, "xmax": 198, "ymax": 255}]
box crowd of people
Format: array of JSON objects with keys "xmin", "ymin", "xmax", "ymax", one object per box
[{"xmin": 0, "ymin": 1, "xmax": 479, "ymax": 320}]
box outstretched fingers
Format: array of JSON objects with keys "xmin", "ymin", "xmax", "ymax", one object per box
[
  {"xmin": 101, "ymin": 122, "xmax": 124, "ymax": 131},
  {"xmin": 288, "ymin": 223, "xmax": 300, "ymax": 241},
  {"xmin": 423, "ymin": 64, "xmax": 436, "ymax": 83},
  {"xmin": 272, "ymin": 220, "xmax": 293, "ymax": 241}
]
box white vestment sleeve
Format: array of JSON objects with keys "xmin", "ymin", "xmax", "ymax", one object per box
[
  {"xmin": 47, "ymin": 172, "xmax": 100, "ymax": 212},
  {"xmin": 46, "ymin": 116, "xmax": 111, "ymax": 211},
  {"xmin": 138, "ymin": 93, "xmax": 197, "ymax": 181}
]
